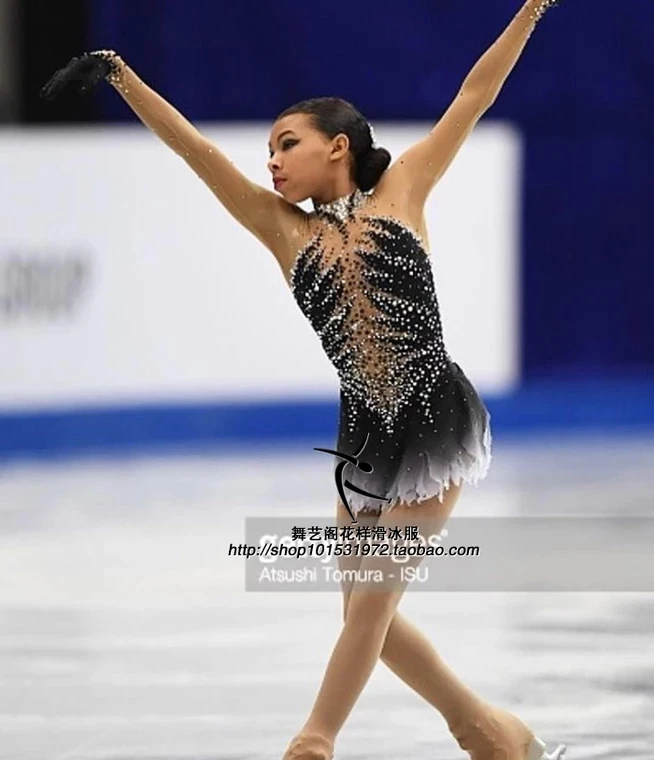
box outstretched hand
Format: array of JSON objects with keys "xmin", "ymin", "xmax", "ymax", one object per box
[
  {"xmin": 531, "ymin": 0, "xmax": 563, "ymax": 22},
  {"xmin": 39, "ymin": 50, "xmax": 122, "ymax": 101}
]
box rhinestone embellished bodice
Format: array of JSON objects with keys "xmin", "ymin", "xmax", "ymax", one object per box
[{"xmin": 290, "ymin": 189, "xmax": 452, "ymax": 436}]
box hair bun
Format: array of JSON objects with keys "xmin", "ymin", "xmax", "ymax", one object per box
[{"xmin": 356, "ymin": 145, "xmax": 392, "ymax": 192}]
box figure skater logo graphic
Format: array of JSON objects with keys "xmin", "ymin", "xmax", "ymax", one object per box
[{"xmin": 314, "ymin": 432, "xmax": 391, "ymax": 522}]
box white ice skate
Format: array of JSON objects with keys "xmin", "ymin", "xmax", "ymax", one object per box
[{"xmin": 527, "ymin": 735, "xmax": 567, "ymax": 759}]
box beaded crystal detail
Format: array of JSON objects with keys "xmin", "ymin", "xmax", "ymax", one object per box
[
  {"xmin": 291, "ymin": 188, "xmax": 491, "ymax": 516},
  {"xmin": 531, "ymin": 0, "xmax": 561, "ymax": 22},
  {"xmin": 89, "ymin": 49, "xmax": 125, "ymax": 86},
  {"xmin": 292, "ymin": 195, "xmax": 451, "ymax": 436},
  {"xmin": 312, "ymin": 188, "xmax": 368, "ymax": 224}
]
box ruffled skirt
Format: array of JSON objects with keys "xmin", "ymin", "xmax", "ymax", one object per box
[{"xmin": 333, "ymin": 360, "xmax": 492, "ymax": 517}]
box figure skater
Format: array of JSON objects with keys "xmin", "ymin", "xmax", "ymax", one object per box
[{"xmin": 41, "ymin": 1, "xmax": 567, "ymax": 757}]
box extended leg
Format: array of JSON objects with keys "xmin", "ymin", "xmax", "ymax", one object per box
[
  {"xmin": 337, "ymin": 486, "xmax": 491, "ymax": 741},
  {"xmin": 282, "ymin": 496, "xmax": 449, "ymax": 759},
  {"xmin": 336, "ymin": 490, "xmax": 540, "ymax": 759}
]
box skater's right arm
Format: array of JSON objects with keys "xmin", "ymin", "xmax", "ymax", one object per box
[{"xmin": 106, "ymin": 57, "xmax": 302, "ymax": 261}]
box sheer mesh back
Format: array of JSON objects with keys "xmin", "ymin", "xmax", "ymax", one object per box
[{"xmin": 290, "ymin": 191, "xmax": 451, "ymax": 435}]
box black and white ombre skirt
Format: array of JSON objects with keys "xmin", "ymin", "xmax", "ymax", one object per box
[{"xmin": 333, "ymin": 360, "xmax": 492, "ymax": 518}]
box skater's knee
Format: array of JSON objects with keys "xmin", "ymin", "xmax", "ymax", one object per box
[{"xmin": 344, "ymin": 588, "xmax": 401, "ymax": 630}]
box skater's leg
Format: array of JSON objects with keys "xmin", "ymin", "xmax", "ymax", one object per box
[
  {"xmin": 336, "ymin": 490, "xmax": 540, "ymax": 760},
  {"xmin": 336, "ymin": 485, "xmax": 486, "ymax": 727},
  {"xmin": 283, "ymin": 490, "xmax": 457, "ymax": 759}
]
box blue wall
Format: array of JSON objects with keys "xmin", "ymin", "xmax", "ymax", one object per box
[{"xmin": 88, "ymin": 0, "xmax": 654, "ymax": 382}]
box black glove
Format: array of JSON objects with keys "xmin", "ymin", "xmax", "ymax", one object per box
[{"xmin": 39, "ymin": 52, "xmax": 119, "ymax": 101}]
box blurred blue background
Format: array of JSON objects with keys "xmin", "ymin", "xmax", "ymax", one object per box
[
  {"xmin": 2, "ymin": 0, "xmax": 654, "ymax": 458},
  {"xmin": 87, "ymin": 0, "xmax": 654, "ymax": 380}
]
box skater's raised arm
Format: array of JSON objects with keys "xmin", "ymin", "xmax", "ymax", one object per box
[
  {"xmin": 461, "ymin": 0, "xmax": 559, "ymax": 104},
  {"xmin": 379, "ymin": 0, "xmax": 561, "ymax": 211},
  {"xmin": 109, "ymin": 56, "xmax": 303, "ymax": 256},
  {"xmin": 40, "ymin": 51, "xmax": 302, "ymax": 262}
]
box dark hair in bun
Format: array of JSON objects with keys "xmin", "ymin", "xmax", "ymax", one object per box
[
  {"xmin": 354, "ymin": 145, "xmax": 392, "ymax": 193},
  {"xmin": 276, "ymin": 96, "xmax": 392, "ymax": 192}
]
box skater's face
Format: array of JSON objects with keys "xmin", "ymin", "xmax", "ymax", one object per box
[{"xmin": 267, "ymin": 113, "xmax": 351, "ymax": 204}]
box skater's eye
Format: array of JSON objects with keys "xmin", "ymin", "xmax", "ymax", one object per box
[{"xmin": 269, "ymin": 139, "xmax": 297, "ymax": 158}]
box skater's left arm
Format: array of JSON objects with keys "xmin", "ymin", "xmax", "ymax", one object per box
[{"xmin": 378, "ymin": 0, "xmax": 560, "ymax": 210}]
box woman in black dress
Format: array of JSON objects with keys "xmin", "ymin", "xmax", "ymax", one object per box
[{"xmin": 41, "ymin": 1, "xmax": 567, "ymax": 757}]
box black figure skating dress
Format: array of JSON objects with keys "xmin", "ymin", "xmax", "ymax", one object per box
[{"xmin": 290, "ymin": 188, "xmax": 491, "ymax": 517}]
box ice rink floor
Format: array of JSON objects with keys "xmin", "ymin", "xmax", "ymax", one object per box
[{"xmin": 1, "ymin": 431, "xmax": 653, "ymax": 759}]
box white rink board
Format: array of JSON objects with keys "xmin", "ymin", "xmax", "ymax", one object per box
[{"xmin": 0, "ymin": 123, "xmax": 521, "ymax": 410}]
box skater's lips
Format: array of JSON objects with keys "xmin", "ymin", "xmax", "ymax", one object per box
[{"xmin": 273, "ymin": 176, "xmax": 287, "ymax": 189}]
